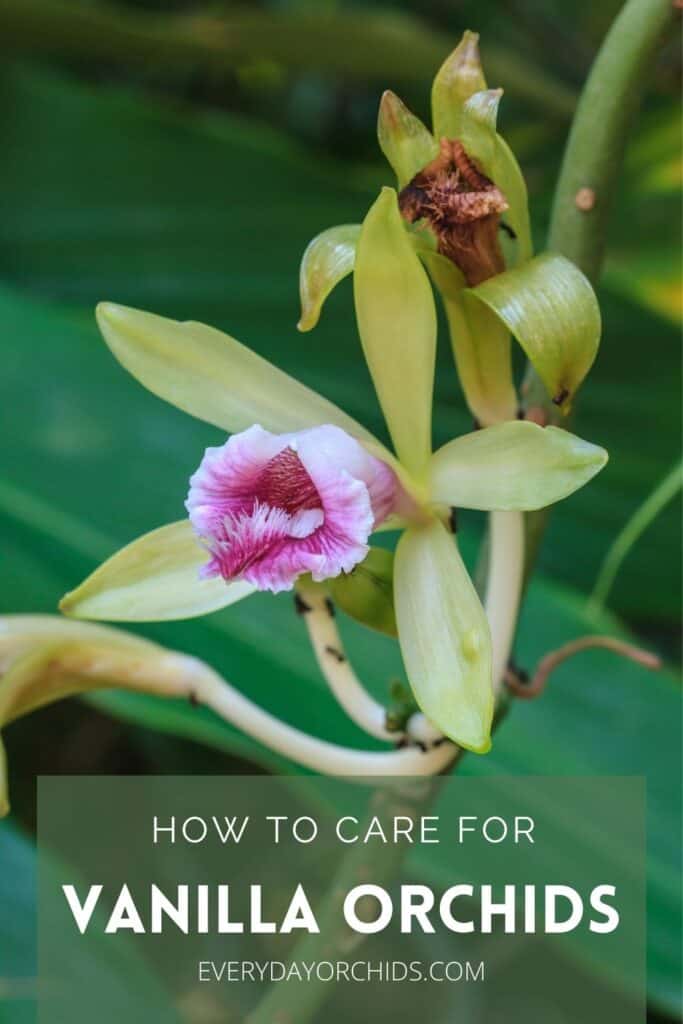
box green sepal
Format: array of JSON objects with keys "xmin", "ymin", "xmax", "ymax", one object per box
[
  {"xmin": 465, "ymin": 252, "xmax": 601, "ymax": 412},
  {"xmin": 298, "ymin": 224, "xmax": 360, "ymax": 331},
  {"xmin": 459, "ymin": 90, "xmax": 533, "ymax": 265},
  {"xmin": 431, "ymin": 30, "xmax": 487, "ymax": 140},
  {"xmin": 420, "ymin": 250, "xmax": 517, "ymax": 425},
  {"xmin": 377, "ymin": 90, "xmax": 439, "ymax": 190},
  {"xmin": 327, "ymin": 547, "xmax": 397, "ymax": 637}
]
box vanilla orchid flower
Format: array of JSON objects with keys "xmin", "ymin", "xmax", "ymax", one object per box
[
  {"xmin": 61, "ymin": 188, "xmax": 606, "ymax": 752},
  {"xmin": 298, "ymin": 31, "xmax": 601, "ymax": 427}
]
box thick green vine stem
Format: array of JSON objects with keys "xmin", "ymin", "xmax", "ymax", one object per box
[
  {"xmin": 523, "ymin": 0, "xmax": 675, "ymax": 573},
  {"xmin": 547, "ymin": 0, "xmax": 676, "ymax": 284}
]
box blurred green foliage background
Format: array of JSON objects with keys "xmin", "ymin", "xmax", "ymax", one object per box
[{"xmin": 0, "ymin": 0, "xmax": 680, "ymax": 1020}]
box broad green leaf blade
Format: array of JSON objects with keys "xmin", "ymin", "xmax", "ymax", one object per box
[
  {"xmin": 60, "ymin": 521, "xmax": 254, "ymax": 621},
  {"xmin": 96, "ymin": 302, "xmax": 383, "ymax": 449},
  {"xmin": 377, "ymin": 90, "xmax": 439, "ymax": 189},
  {"xmin": 431, "ymin": 422, "xmax": 607, "ymax": 511},
  {"xmin": 394, "ymin": 519, "xmax": 492, "ymax": 751},
  {"xmin": 0, "ymin": 738, "xmax": 8, "ymax": 817},
  {"xmin": 465, "ymin": 253, "xmax": 601, "ymax": 412},
  {"xmin": 354, "ymin": 187, "xmax": 436, "ymax": 481},
  {"xmin": 298, "ymin": 224, "xmax": 360, "ymax": 332},
  {"xmin": 431, "ymin": 30, "xmax": 487, "ymax": 140},
  {"xmin": 421, "ymin": 250, "xmax": 517, "ymax": 424}
]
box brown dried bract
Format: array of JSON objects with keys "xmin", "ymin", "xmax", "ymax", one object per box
[{"xmin": 399, "ymin": 138, "xmax": 508, "ymax": 285}]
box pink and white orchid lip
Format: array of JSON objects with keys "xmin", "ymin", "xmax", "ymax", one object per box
[{"xmin": 186, "ymin": 424, "xmax": 398, "ymax": 593}]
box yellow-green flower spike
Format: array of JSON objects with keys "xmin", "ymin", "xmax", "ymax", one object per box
[
  {"xmin": 297, "ymin": 224, "xmax": 360, "ymax": 332},
  {"xmin": 377, "ymin": 90, "xmax": 439, "ymax": 190},
  {"xmin": 431, "ymin": 30, "xmax": 487, "ymax": 141},
  {"xmin": 354, "ymin": 187, "xmax": 437, "ymax": 483},
  {"xmin": 465, "ymin": 253, "xmax": 601, "ymax": 412}
]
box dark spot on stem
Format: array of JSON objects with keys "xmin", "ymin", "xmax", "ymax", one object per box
[
  {"xmin": 325, "ymin": 645, "xmax": 346, "ymax": 664},
  {"xmin": 552, "ymin": 387, "xmax": 570, "ymax": 406},
  {"xmin": 294, "ymin": 593, "xmax": 312, "ymax": 615}
]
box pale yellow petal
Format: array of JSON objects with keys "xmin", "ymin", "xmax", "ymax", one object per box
[
  {"xmin": 430, "ymin": 421, "xmax": 608, "ymax": 511},
  {"xmin": 431, "ymin": 30, "xmax": 487, "ymax": 140},
  {"xmin": 96, "ymin": 302, "xmax": 381, "ymax": 446},
  {"xmin": 354, "ymin": 187, "xmax": 436, "ymax": 481},
  {"xmin": 377, "ymin": 90, "xmax": 439, "ymax": 188},
  {"xmin": 465, "ymin": 253, "xmax": 601, "ymax": 411},
  {"xmin": 60, "ymin": 521, "xmax": 254, "ymax": 621},
  {"xmin": 298, "ymin": 224, "xmax": 360, "ymax": 331},
  {"xmin": 394, "ymin": 520, "xmax": 492, "ymax": 752}
]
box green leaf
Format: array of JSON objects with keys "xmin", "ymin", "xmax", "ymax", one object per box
[
  {"xmin": 354, "ymin": 187, "xmax": 437, "ymax": 482},
  {"xmin": 377, "ymin": 90, "xmax": 439, "ymax": 189},
  {"xmin": 430, "ymin": 422, "xmax": 608, "ymax": 511},
  {"xmin": 431, "ymin": 30, "xmax": 487, "ymax": 140},
  {"xmin": 60, "ymin": 520, "xmax": 254, "ymax": 622},
  {"xmin": 394, "ymin": 519, "xmax": 493, "ymax": 752},
  {"xmin": 298, "ymin": 224, "xmax": 360, "ymax": 332},
  {"xmin": 466, "ymin": 253, "xmax": 601, "ymax": 412},
  {"xmin": 0, "ymin": 819, "xmax": 184, "ymax": 1021}
]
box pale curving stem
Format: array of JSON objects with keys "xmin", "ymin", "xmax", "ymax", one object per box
[
  {"xmin": 485, "ymin": 509, "xmax": 525, "ymax": 696},
  {"xmin": 297, "ymin": 584, "xmax": 444, "ymax": 749},
  {"xmin": 175, "ymin": 655, "xmax": 456, "ymax": 775},
  {"xmin": 296, "ymin": 509, "xmax": 524, "ymax": 756},
  {"xmin": 295, "ymin": 586, "xmax": 395, "ymax": 742},
  {"xmin": 0, "ymin": 635, "xmax": 457, "ymax": 786}
]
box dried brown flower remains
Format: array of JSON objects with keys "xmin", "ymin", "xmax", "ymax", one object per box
[{"xmin": 399, "ymin": 138, "xmax": 508, "ymax": 286}]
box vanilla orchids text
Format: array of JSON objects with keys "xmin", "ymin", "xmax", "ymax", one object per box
[{"xmin": 62, "ymin": 882, "xmax": 619, "ymax": 936}]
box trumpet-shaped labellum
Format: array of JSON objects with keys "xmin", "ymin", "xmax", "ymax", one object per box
[{"xmin": 187, "ymin": 425, "xmax": 397, "ymax": 593}]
